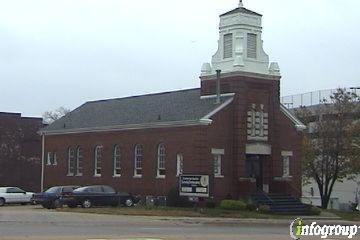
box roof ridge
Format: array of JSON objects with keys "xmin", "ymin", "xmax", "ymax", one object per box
[
  {"xmin": 220, "ymin": 7, "xmax": 262, "ymax": 17},
  {"xmin": 86, "ymin": 88, "xmax": 200, "ymax": 104}
]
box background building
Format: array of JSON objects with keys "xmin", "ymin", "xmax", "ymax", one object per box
[
  {"xmin": 0, "ymin": 112, "xmax": 43, "ymax": 192},
  {"xmin": 282, "ymin": 87, "xmax": 360, "ymax": 210},
  {"xmin": 40, "ymin": 2, "xmax": 305, "ymax": 202}
]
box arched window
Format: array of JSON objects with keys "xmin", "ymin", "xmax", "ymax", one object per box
[
  {"xmin": 134, "ymin": 144, "xmax": 143, "ymax": 177},
  {"xmin": 113, "ymin": 145, "xmax": 121, "ymax": 177},
  {"xmin": 94, "ymin": 145, "xmax": 103, "ymax": 176},
  {"xmin": 67, "ymin": 147, "xmax": 75, "ymax": 176},
  {"xmin": 176, "ymin": 153, "xmax": 183, "ymax": 176},
  {"xmin": 157, "ymin": 143, "xmax": 166, "ymax": 178},
  {"xmin": 76, "ymin": 147, "xmax": 83, "ymax": 176}
]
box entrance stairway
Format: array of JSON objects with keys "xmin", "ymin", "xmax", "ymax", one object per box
[{"xmin": 251, "ymin": 191, "xmax": 311, "ymax": 215}]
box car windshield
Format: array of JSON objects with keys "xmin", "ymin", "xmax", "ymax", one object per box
[{"xmin": 45, "ymin": 187, "xmax": 61, "ymax": 194}]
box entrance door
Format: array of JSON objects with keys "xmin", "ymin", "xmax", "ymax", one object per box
[{"xmin": 245, "ymin": 155, "xmax": 263, "ymax": 190}]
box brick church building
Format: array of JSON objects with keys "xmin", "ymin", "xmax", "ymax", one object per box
[{"xmin": 40, "ymin": 1, "xmax": 306, "ymax": 201}]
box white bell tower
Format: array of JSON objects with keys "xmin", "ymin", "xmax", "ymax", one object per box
[{"xmin": 201, "ymin": 1, "xmax": 280, "ymax": 77}]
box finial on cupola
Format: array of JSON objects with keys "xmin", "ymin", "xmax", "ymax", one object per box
[{"xmin": 239, "ymin": 0, "xmax": 244, "ymax": 8}]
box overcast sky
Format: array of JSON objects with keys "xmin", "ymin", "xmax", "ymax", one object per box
[{"xmin": 0, "ymin": 0, "xmax": 359, "ymax": 117}]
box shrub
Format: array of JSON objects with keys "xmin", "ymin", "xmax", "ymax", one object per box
[
  {"xmin": 220, "ymin": 200, "xmax": 246, "ymax": 210},
  {"xmin": 206, "ymin": 199, "xmax": 216, "ymax": 209},
  {"xmin": 258, "ymin": 204, "xmax": 271, "ymax": 213},
  {"xmin": 309, "ymin": 206, "xmax": 321, "ymax": 215},
  {"xmin": 167, "ymin": 187, "xmax": 192, "ymax": 207},
  {"xmin": 246, "ymin": 203, "xmax": 257, "ymax": 211}
]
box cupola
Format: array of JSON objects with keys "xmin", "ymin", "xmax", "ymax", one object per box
[{"xmin": 201, "ymin": 0, "xmax": 280, "ymax": 77}]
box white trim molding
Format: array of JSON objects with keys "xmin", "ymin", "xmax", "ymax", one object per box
[
  {"xmin": 280, "ymin": 104, "xmax": 306, "ymax": 131},
  {"xmin": 211, "ymin": 148, "xmax": 225, "ymax": 155},
  {"xmin": 245, "ymin": 143, "xmax": 271, "ymax": 155},
  {"xmin": 40, "ymin": 120, "xmax": 212, "ymax": 136},
  {"xmin": 202, "ymin": 97, "xmax": 234, "ymax": 119},
  {"xmin": 281, "ymin": 150, "xmax": 293, "ymax": 157},
  {"xmin": 200, "ymin": 93, "xmax": 235, "ymax": 99}
]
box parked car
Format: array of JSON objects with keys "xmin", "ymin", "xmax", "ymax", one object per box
[
  {"xmin": 66, "ymin": 185, "xmax": 137, "ymax": 208},
  {"xmin": 0, "ymin": 187, "xmax": 35, "ymax": 206},
  {"xmin": 33, "ymin": 185, "xmax": 80, "ymax": 209}
]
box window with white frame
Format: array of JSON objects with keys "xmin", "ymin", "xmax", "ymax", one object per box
[
  {"xmin": 282, "ymin": 155, "xmax": 290, "ymax": 177},
  {"xmin": 67, "ymin": 148, "xmax": 75, "ymax": 176},
  {"xmin": 212, "ymin": 149, "xmax": 224, "ymax": 177},
  {"xmin": 46, "ymin": 152, "xmax": 57, "ymax": 165},
  {"xmin": 94, "ymin": 145, "xmax": 103, "ymax": 176},
  {"xmin": 47, "ymin": 152, "xmax": 52, "ymax": 165},
  {"xmin": 281, "ymin": 151, "xmax": 292, "ymax": 177},
  {"xmin": 76, "ymin": 147, "xmax": 83, "ymax": 176},
  {"xmin": 223, "ymin": 33, "xmax": 233, "ymax": 59},
  {"xmin": 157, "ymin": 143, "xmax": 166, "ymax": 177},
  {"xmin": 113, "ymin": 145, "xmax": 121, "ymax": 177},
  {"xmin": 176, "ymin": 153, "xmax": 183, "ymax": 176},
  {"xmin": 134, "ymin": 144, "xmax": 143, "ymax": 177},
  {"xmin": 213, "ymin": 154, "xmax": 222, "ymax": 176},
  {"xmin": 247, "ymin": 33, "xmax": 257, "ymax": 58},
  {"xmin": 53, "ymin": 152, "xmax": 57, "ymax": 165}
]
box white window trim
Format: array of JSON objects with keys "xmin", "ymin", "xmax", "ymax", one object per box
[
  {"xmin": 53, "ymin": 152, "xmax": 57, "ymax": 166},
  {"xmin": 134, "ymin": 144, "xmax": 143, "ymax": 178},
  {"xmin": 67, "ymin": 148, "xmax": 75, "ymax": 176},
  {"xmin": 176, "ymin": 154, "xmax": 183, "ymax": 177},
  {"xmin": 281, "ymin": 150, "xmax": 293, "ymax": 177},
  {"xmin": 46, "ymin": 152, "xmax": 52, "ymax": 165},
  {"xmin": 94, "ymin": 145, "xmax": 102, "ymax": 177},
  {"xmin": 156, "ymin": 144, "xmax": 166, "ymax": 178},
  {"xmin": 212, "ymin": 149, "xmax": 224, "ymax": 178},
  {"xmin": 113, "ymin": 145, "xmax": 121, "ymax": 177},
  {"xmin": 76, "ymin": 147, "xmax": 83, "ymax": 176}
]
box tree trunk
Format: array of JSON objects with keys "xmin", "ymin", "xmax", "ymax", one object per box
[{"xmin": 321, "ymin": 194, "xmax": 330, "ymax": 209}]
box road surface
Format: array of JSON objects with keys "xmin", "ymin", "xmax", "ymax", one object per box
[{"xmin": 0, "ymin": 205, "xmax": 341, "ymax": 240}]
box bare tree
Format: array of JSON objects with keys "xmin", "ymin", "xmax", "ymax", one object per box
[
  {"xmin": 296, "ymin": 88, "xmax": 360, "ymax": 209},
  {"xmin": 42, "ymin": 107, "xmax": 71, "ymax": 124}
]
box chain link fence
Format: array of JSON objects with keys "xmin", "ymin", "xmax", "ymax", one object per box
[{"xmin": 281, "ymin": 87, "xmax": 360, "ymax": 109}]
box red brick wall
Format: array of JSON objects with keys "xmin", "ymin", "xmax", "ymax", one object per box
[
  {"xmin": 0, "ymin": 113, "xmax": 43, "ymax": 192},
  {"xmin": 44, "ymin": 101, "xmax": 235, "ymax": 201}
]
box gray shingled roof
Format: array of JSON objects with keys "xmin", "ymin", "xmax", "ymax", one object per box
[
  {"xmin": 42, "ymin": 88, "xmax": 232, "ymax": 133},
  {"xmin": 220, "ymin": 7, "xmax": 262, "ymax": 17}
]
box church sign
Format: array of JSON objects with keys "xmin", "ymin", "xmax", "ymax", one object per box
[{"xmin": 179, "ymin": 175, "xmax": 209, "ymax": 197}]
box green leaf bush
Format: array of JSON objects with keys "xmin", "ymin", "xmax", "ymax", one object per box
[{"xmin": 220, "ymin": 200, "xmax": 247, "ymax": 210}]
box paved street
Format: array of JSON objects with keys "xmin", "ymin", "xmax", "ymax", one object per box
[
  {"xmin": 0, "ymin": 205, "xmax": 289, "ymax": 240},
  {"xmin": 0, "ymin": 205, "xmax": 349, "ymax": 240}
]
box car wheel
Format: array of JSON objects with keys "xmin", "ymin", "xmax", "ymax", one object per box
[
  {"xmin": 82, "ymin": 199, "xmax": 92, "ymax": 208},
  {"xmin": 0, "ymin": 198, "xmax": 5, "ymax": 207},
  {"xmin": 125, "ymin": 198, "xmax": 134, "ymax": 207},
  {"xmin": 53, "ymin": 199, "xmax": 63, "ymax": 209}
]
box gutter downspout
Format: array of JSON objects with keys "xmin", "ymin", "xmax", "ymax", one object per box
[
  {"xmin": 41, "ymin": 133, "xmax": 45, "ymax": 192},
  {"xmin": 215, "ymin": 69, "xmax": 221, "ymax": 104}
]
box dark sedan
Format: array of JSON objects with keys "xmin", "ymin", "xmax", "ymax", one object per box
[
  {"xmin": 66, "ymin": 185, "xmax": 137, "ymax": 208},
  {"xmin": 33, "ymin": 185, "xmax": 80, "ymax": 209}
]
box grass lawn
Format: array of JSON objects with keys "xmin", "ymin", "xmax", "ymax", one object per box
[
  {"xmin": 57, "ymin": 205, "xmax": 285, "ymax": 219},
  {"xmin": 328, "ymin": 210, "xmax": 360, "ymax": 221}
]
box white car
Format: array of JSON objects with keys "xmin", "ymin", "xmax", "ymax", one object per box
[{"xmin": 0, "ymin": 187, "xmax": 35, "ymax": 206}]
